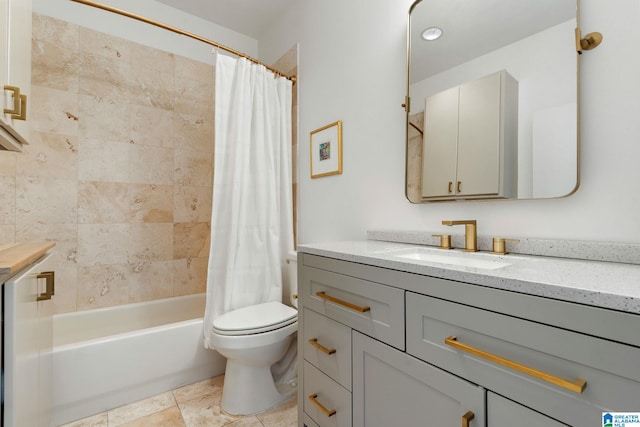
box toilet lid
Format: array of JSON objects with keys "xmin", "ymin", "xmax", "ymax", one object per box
[{"xmin": 212, "ymin": 302, "xmax": 298, "ymax": 335}]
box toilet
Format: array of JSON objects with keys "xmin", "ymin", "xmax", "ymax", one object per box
[{"xmin": 210, "ymin": 251, "xmax": 298, "ymax": 415}]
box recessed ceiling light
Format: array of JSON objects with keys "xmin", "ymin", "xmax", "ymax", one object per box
[{"xmin": 421, "ymin": 26, "xmax": 443, "ymax": 41}]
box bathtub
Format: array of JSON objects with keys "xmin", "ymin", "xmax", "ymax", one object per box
[{"xmin": 51, "ymin": 293, "xmax": 226, "ymax": 426}]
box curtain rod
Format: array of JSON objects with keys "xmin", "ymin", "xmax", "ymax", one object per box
[{"xmin": 70, "ymin": 0, "xmax": 296, "ymax": 83}]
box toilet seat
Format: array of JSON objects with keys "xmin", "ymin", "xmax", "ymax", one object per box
[{"xmin": 213, "ymin": 301, "xmax": 298, "ymax": 336}]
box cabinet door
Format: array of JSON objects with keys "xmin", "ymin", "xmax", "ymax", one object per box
[
  {"xmin": 3, "ymin": 255, "xmax": 54, "ymax": 427},
  {"xmin": 422, "ymin": 86, "xmax": 459, "ymax": 198},
  {"xmin": 2, "ymin": 0, "xmax": 31, "ymax": 139},
  {"xmin": 488, "ymin": 393, "xmax": 568, "ymax": 427},
  {"xmin": 457, "ymin": 72, "xmax": 501, "ymax": 196},
  {"xmin": 353, "ymin": 331, "xmax": 485, "ymax": 427}
]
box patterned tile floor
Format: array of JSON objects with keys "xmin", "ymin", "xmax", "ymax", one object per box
[{"xmin": 59, "ymin": 375, "xmax": 297, "ymax": 427}]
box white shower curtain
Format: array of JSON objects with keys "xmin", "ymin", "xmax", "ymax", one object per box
[{"xmin": 204, "ymin": 54, "xmax": 294, "ymax": 349}]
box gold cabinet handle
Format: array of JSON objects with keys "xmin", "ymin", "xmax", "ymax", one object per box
[
  {"xmin": 4, "ymin": 85, "xmax": 21, "ymax": 116},
  {"xmin": 3, "ymin": 86, "xmax": 27, "ymax": 120},
  {"xmin": 308, "ymin": 393, "xmax": 336, "ymax": 417},
  {"xmin": 448, "ymin": 181, "xmax": 453, "ymax": 193},
  {"xmin": 37, "ymin": 271, "xmax": 55, "ymax": 301},
  {"xmin": 462, "ymin": 411, "xmax": 475, "ymax": 427},
  {"xmin": 457, "ymin": 181, "xmax": 462, "ymax": 193},
  {"xmin": 308, "ymin": 338, "xmax": 336, "ymax": 355},
  {"xmin": 316, "ymin": 291, "xmax": 370, "ymax": 313},
  {"xmin": 445, "ymin": 336, "xmax": 587, "ymax": 394}
]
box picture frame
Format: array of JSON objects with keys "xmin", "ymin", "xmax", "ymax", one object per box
[{"xmin": 310, "ymin": 120, "xmax": 342, "ymax": 178}]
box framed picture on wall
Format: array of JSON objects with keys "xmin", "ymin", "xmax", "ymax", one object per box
[{"xmin": 310, "ymin": 120, "xmax": 342, "ymax": 178}]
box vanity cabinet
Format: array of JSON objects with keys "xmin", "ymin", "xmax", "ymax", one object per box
[
  {"xmin": 297, "ymin": 252, "xmax": 640, "ymax": 427},
  {"xmin": 421, "ymin": 70, "xmax": 518, "ymax": 200},
  {"xmin": 0, "ymin": 0, "xmax": 32, "ymax": 151}
]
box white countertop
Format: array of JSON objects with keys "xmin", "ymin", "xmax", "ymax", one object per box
[{"xmin": 298, "ymin": 240, "xmax": 640, "ymax": 315}]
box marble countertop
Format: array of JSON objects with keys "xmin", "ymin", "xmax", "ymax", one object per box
[{"xmin": 298, "ymin": 240, "xmax": 640, "ymax": 315}]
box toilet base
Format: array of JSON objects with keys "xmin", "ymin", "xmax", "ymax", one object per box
[{"xmin": 221, "ymin": 360, "xmax": 296, "ymax": 415}]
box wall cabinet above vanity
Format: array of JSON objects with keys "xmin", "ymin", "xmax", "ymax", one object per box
[
  {"xmin": 421, "ymin": 70, "xmax": 518, "ymax": 200},
  {"xmin": 0, "ymin": 0, "xmax": 32, "ymax": 152}
]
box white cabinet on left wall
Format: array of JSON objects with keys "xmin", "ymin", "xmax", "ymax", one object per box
[
  {"xmin": 0, "ymin": 242, "xmax": 55, "ymax": 427},
  {"xmin": 0, "ymin": 0, "xmax": 32, "ymax": 152}
]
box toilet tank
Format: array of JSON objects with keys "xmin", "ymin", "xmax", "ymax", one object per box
[{"xmin": 285, "ymin": 251, "xmax": 298, "ymax": 308}]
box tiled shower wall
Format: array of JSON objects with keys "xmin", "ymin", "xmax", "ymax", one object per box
[{"xmin": 0, "ymin": 14, "xmax": 297, "ymax": 314}]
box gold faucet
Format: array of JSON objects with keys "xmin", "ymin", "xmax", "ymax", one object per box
[{"xmin": 442, "ymin": 220, "xmax": 478, "ymax": 252}]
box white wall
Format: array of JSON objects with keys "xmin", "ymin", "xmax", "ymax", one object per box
[
  {"xmin": 32, "ymin": 0, "xmax": 258, "ymax": 65},
  {"xmin": 260, "ymin": 0, "xmax": 640, "ymax": 244}
]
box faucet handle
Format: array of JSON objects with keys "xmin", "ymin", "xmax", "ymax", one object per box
[
  {"xmin": 491, "ymin": 238, "xmax": 520, "ymax": 255},
  {"xmin": 432, "ymin": 234, "xmax": 453, "ymax": 250}
]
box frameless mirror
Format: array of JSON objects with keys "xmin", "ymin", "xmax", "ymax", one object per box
[{"xmin": 405, "ymin": 0, "xmax": 579, "ymax": 203}]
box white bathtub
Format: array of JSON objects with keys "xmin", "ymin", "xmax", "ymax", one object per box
[{"xmin": 52, "ymin": 293, "xmax": 226, "ymax": 426}]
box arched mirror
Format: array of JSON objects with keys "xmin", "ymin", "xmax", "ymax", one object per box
[{"xmin": 405, "ymin": 0, "xmax": 579, "ymax": 203}]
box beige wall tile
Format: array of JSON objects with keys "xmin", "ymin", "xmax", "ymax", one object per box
[
  {"xmin": 131, "ymin": 43, "xmax": 175, "ymax": 75},
  {"xmin": 78, "ymin": 139, "xmax": 130, "ymax": 183},
  {"xmin": 172, "ymin": 257, "xmax": 207, "ymax": 296},
  {"xmin": 77, "ymin": 223, "xmax": 130, "ymax": 266},
  {"xmin": 15, "ymin": 177, "xmax": 77, "ymax": 225},
  {"xmin": 76, "ymin": 263, "xmax": 129, "ymax": 310},
  {"xmin": 17, "ymin": 132, "xmax": 78, "ymax": 179},
  {"xmin": 174, "ymin": 54, "xmax": 214, "ymax": 83},
  {"xmin": 79, "ymin": 51, "xmax": 132, "ymax": 103},
  {"xmin": 32, "ymin": 13, "xmax": 78, "ymax": 50},
  {"xmin": 78, "ymin": 94, "xmax": 131, "ymax": 142},
  {"xmin": 79, "ymin": 26, "xmax": 131, "ymax": 61},
  {"xmin": 0, "ymin": 151, "xmax": 17, "ymax": 176},
  {"xmin": 129, "ymin": 184, "xmax": 174, "ymax": 223},
  {"xmin": 29, "ymin": 85, "xmax": 79, "ymax": 135},
  {"xmin": 78, "ymin": 181, "xmax": 129, "ymax": 224},
  {"xmin": 173, "ymin": 222, "xmax": 209, "ymax": 259},
  {"xmin": 174, "ymin": 148, "xmax": 213, "ymax": 187},
  {"xmin": 31, "ymin": 39, "xmax": 80, "ymax": 92},
  {"xmin": 0, "ymin": 177, "xmax": 16, "ymax": 225},
  {"xmin": 0, "ymin": 226, "xmax": 15, "ymax": 243},
  {"xmin": 128, "ymin": 223, "xmax": 173, "ymax": 262},
  {"xmin": 130, "ymin": 68, "xmax": 175, "ymax": 111},
  {"xmin": 174, "ymin": 185, "xmax": 212, "ymax": 223},
  {"xmin": 130, "ymin": 145, "xmax": 174, "ymax": 185},
  {"xmin": 129, "ymin": 104, "xmax": 174, "ymax": 147},
  {"xmin": 128, "ymin": 260, "xmax": 173, "ymax": 303},
  {"xmin": 173, "ymin": 111, "xmax": 214, "ymax": 153}
]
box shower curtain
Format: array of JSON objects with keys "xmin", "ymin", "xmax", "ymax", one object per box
[{"xmin": 204, "ymin": 54, "xmax": 294, "ymax": 349}]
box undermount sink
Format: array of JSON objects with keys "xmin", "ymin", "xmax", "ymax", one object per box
[{"xmin": 391, "ymin": 248, "xmax": 512, "ymax": 270}]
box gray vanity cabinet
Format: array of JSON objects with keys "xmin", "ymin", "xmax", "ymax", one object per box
[
  {"xmin": 297, "ymin": 253, "xmax": 640, "ymax": 427},
  {"xmin": 487, "ymin": 393, "xmax": 568, "ymax": 427},
  {"xmin": 352, "ymin": 331, "xmax": 485, "ymax": 427}
]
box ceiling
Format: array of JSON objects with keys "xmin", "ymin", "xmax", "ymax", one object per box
[{"xmin": 155, "ymin": 0, "xmax": 295, "ymax": 39}]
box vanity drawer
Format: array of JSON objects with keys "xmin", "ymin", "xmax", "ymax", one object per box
[
  {"xmin": 303, "ymin": 361, "xmax": 351, "ymax": 427},
  {"xmin": 406, "ymin": 292, "xmax": 640, "ymax": 426},
  {"xmin": 303, "ymin": 307, "xmax": 352, "ymax": 390},
  {"xmin": 300, "ymin": 266, "xmax": 405, "ymax": 350}
]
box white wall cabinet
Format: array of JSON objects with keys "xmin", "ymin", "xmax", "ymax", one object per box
[
  {"xmin": 297, "ymin": 253, "xmax": 640, "ymax": 427},
  {"xmin": 422, "ymin": 70, "xmax": 518, "ymax": 200},
  {"xmin": 3, "ymin": 254, "xmax": 54, "ymax": 427},
  {"xmin": 0, "ymin": 0, "xmax": 32, "ymax": 151}
]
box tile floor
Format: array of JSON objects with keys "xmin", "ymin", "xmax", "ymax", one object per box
[{"xmin": 59, "ymin": 375, "xmax": 298, "ymax": 427}]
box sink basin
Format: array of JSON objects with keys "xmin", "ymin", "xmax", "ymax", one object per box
[{"xmin": 392, "ymin": 248, "xmax": 511, "ymax": 270}]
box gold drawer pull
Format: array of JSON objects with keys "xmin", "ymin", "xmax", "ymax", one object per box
[
  {"xmin": 308, "ymin": 338, "xmax": 336, "ymax": 355},
  {"xmin": 316, "ymin": 291, "xmax": 370, "ymax": 313},
  {"xmin": 445, "ymin": 336, "xmax": 587, "ymax": 394},
  {"xmin": 462, "ymin": 411, "xmax": 475, "ymax": 427},
  {"xmin": 308, "ymin": 393, "xmax": 336, "ymax": 417}
]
